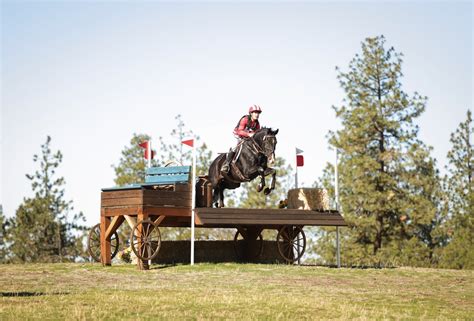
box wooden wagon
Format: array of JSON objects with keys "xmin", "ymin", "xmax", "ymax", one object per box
[{"xmin": 88, "ymin": 166, "xmax": 347, "ymax": 269}]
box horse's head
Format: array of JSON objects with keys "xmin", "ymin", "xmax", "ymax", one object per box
[{"xmin": 253, "ymin": 127, "xmax": 279, "ymax": 165}]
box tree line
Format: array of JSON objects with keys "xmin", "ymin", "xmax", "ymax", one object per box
[{"xmin": 0, "ymin": 35, "xmax": 471, "ymax": 268}]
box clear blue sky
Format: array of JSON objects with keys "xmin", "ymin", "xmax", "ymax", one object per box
[{"xmin": 1, "ymin": 1, "xmax": 472, "ymax": 225}]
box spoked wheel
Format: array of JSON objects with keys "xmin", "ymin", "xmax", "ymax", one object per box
[
  {"xmin": 130, "ymin": 219, "xmax": 161, "ymax": 261},
  {"xmin": 276, "ymin": 226, "xmax": 306, "ymax": 264},
  {"xmin": 87, "ymin": 223, "xmax": 119, "ymax": 262},
  {"xmin": 233, "ymin": 229, "xmax": 264, "ymax": 261}
]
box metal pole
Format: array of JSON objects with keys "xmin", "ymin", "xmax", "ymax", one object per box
[
  {"xmin": 335, "ymin": 149, "xmax": 341, "ymax": 268},
  {"xmin": 295, "ymin": 167, "xmax": 298, "ymax": 188},
  {"xmin": 148, "ymin": 140, "xmax": 152, "ymax": 168},
  {"xmin": 190, "ymin": 140, "xmax": 196, "ymax": 265}
]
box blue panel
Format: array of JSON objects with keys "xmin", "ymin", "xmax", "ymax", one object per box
[
  {"xmin": 146, "ymin": 166, "xmax": 191, "ymax": 175},
  {"xmin": 145, "ymin": 173, "xmax": 190, "ymax": 184}
]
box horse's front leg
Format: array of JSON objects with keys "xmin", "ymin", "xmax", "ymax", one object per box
[
  {"xmin": 257, "ymin": 167, "xmax": 265, "ymax": 192},
  {"xmin": 263, "ymin": 168, "xmax": 276, "ymax": 195}
]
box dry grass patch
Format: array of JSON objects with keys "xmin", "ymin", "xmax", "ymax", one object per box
[{"xmin": 0, "ymin": 263, "xmax": 472, "ymax": 320}]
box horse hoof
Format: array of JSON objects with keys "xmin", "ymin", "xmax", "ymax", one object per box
[
  {"xmin": 264, "ymin": 188, "xmax": 271, "ymax": 195},
  {"xmin": 257, "ymin": 184, "xmax": 263, "ymax": 192}
]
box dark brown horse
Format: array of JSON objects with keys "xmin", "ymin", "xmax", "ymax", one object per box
[{"xmin": 208, "ymin": 128, "xmax": 279, "ymax": 208}]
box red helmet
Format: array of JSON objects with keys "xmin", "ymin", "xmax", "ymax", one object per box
[{"xmin": 249, "ymin": 105, "xmax": 262, "ymax": 114}]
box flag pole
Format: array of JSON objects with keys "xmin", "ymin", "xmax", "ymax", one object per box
[
  {"xmin": 190, "ymin": 138, "xmax": 196, "ymax": 265},
  {"xmin": 335, "ymin": 148, "xmax": 341, "ymax": 268},
  {"xmin": 295, "ymin": 147, "xmax": 298, "ymax": 188},
  {"xmin": 148, "ymin": 140, "xmax": 152, "ymax": 168}
]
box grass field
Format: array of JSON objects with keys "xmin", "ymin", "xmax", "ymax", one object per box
[{"xmin": 0, "ymin": 263, "xmax": 473, "ymax": 320}]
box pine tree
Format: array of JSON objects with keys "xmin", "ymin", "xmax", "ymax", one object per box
[
  {"xmin": 326, "ymin": 36, "xmax": 440, "ymax": 265},
  {"xmin": 0, "ymin": 205, "xmax": 7, "ymax": 263},
  {"xmin": 440, "ymin": 110, "xmax": 473, "ymax": 269},
  {"xmin": 8, "ymin": 136, "xmax": 86, "ymax": 262},
  {"xmin": 112, "ymin": 133, "xmax": 157, "ymax": 186}
]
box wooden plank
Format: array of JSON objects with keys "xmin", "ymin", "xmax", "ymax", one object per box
[
  {"xmin": 102, "ymin": 196, "xmax": 191, "ymax": 207},
  {"xmin": 103, "ymin": 206, "xmax": 141, "ymax": 217},
  {"xmin": 146, "ymin": 166, "xmax": 191, "ymax": 175},
  {"xmin": 196, "ymin": 208, "xmax": 340, "ymax": 215},
  {"xmin": 194, "ymin": 208, "xmax": 347, "ymax": 227},
  {"xmin": 145, "ymin": 174, "xmax": 190, "ymax": 184},
  {"xmin": 175, "ymin": 183, "xmax": 192, "ymax": 192},
  {"xmin": 101, "ymin": 190, "xmax": 143, "ymax": 200},
  {"xmin": 196, "ymin": 210, "xmax": 342, "ymax": 218},
  {"xmin": 196, "ymin": 218, "xmax": 347, "ymax": 226},
  {"xmin": 197, "ymin": 214, "xmax": 344, "ymax": 223},
  {"xmin": 142, "ymin": 189, "xmax": 191, "ymax": 198},
  {"xmin": 101, "ymin": 197, "xmax": 143, "ymax": 207}
]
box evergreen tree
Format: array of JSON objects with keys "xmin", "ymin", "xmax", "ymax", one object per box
[
  {"xmin": 325, "ymin": 36, "xmax": 440, "ymax": 265},
  {"xmin": 0, "ymin": 205, "xmax": 7, "ymax": 263},
  {"xmin": 8, "ymin": 136, "xmax": 86, "ymax": 262},
  {"xmin": 112, "ymin": 133, "xmax": 157, "ymax": 186},
  {"xmin": 440, "ymin": 110, "xmax": 473, "ymax": 269}
]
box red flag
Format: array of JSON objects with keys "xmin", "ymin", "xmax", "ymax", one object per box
[
  {"xmin": 139, "ymin": 141, "xmax": 149, "ymax": 149},
  {"xmin": 144, "ymin": 150, "xmax": 156, "ymax": 159},
  {"xmin": 182, "ymin": 139, "xmax": 194, "ymax": 147},
  {"xmin": 296, "ymin": 155, "xmax": 304, "ymax": 167}
]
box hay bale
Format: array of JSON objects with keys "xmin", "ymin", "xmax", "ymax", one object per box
[{"xmin": 287, "ymin": 188, "xmax": 330, "ymax": 211}]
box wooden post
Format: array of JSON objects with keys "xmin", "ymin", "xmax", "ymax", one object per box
[
  {"xmin": 100, "ymin": 210, "xmax": 111, "ymax": 266},
  {"xmin": 137, "ymin": 210, "xmax": 149, "ymax": 270}
]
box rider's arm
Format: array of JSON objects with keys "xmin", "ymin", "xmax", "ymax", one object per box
[{"xmin": 235, "ymin": 117, "xmax": 251, "ymax": 138}]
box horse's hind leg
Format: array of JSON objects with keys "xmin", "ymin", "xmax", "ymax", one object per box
[
  {"xmin": 219, "ymin": 187, "xmax": 225, "ymax": 208},
  {"xmin": 212, "ymin": 187, "xmax": 220, "ymax": 208}
]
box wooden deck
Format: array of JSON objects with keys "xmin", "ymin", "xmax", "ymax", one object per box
[{"xmin": 195, "ymin": 208, "xmax": 346, "ymax": 228}]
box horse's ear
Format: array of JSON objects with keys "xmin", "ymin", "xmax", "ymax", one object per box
[{"xmin": 273, "ymin": 128, "xmax": 279, "ymax": 135}]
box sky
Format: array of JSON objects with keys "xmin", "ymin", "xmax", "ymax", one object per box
[{"xmin": 1, "ymin": 1, "xmax": 472, "ymax": 225}]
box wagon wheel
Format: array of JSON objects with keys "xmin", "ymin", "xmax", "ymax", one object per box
[
  {"xmin": 87, "ymin": 223, "xmax": 119, "ymax": 262},
  {"xmin": 276, "ymin": 226, "xmax": 306, "ymax": 264},
  {"xmin": 233, "ymin": 230, "xmax": 264, "ymax": 261},
  {"xmin": 130, "ymin": 219, "xmax": 162, "ymax": 261}
]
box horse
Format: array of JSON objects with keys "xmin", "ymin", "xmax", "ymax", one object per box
[{"xmin": 208, "ymin": 127, "xmax": 279, "ymax": 208}]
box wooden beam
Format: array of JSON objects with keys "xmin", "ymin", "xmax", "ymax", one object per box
[
  {"xmin": 105, "ymin": 216, "xmax": 125, "ymax": 240},
  {"xmin": 124, "ymin": 215, "xmax": 137, "ymax": 229},
  {"xmin": 153, "ymin": 215, "xmax": 165, "ymax": 226}
]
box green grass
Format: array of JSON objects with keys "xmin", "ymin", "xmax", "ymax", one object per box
[{"xmin": 0, "ymin": 263, "xmax": 473, "ymax": 320}]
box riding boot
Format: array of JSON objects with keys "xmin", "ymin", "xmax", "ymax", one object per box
[{"xmin": 221, "ymin": 149, "xmax": 235, "ymax": 174}]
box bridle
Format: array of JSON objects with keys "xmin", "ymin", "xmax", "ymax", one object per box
[{"xmin": 249, "ymin": 133, "xmax": 276, "ymax": 159}]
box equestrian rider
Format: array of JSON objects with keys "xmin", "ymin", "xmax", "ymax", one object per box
[{"xmin": 221, "ymin": 105, "xmax": 262, "ymax": 174}]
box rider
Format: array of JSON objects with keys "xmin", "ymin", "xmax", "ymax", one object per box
[{"xmin": 221, "ymin": 105, "xmax": 262, "ymax": 174}]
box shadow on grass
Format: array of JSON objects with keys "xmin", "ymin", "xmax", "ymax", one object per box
[
  {"xmin": 1, "ymin": 291, "xmax": 70, "ymax": 297},
  {"xmin": 300, "ymin": 263, "xmax": 397, "ymax": 269},
  {"xmin": 148, "ymin": 264, "xmax": 178, "ymax": 270}
]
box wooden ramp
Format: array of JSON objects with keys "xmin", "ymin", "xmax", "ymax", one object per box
[{"xmin": 195, "ymin": 208, "xmax": 347, "ymax": 228}]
